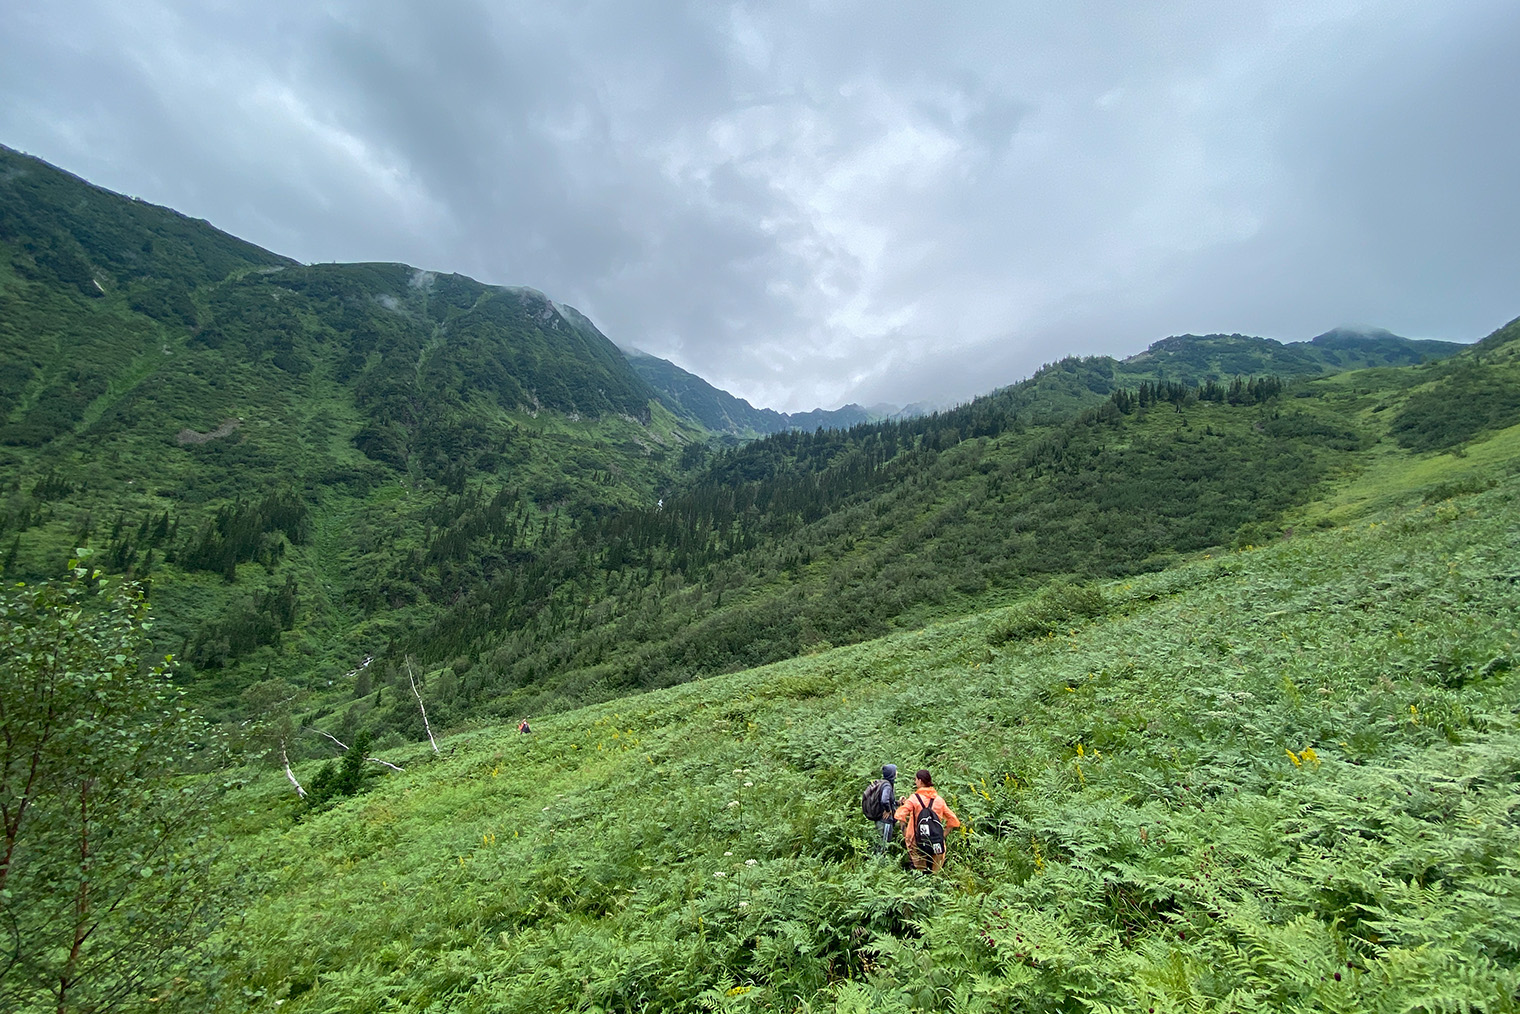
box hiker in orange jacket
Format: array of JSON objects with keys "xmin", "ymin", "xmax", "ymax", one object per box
[{"xmin": 894, "ymin": 769, "xmax": 960, "ymax": 872}]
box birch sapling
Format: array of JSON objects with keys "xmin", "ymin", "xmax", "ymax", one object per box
[{"xmin": 0, "ymin": 566, "xmax": 219, "ymax": 1013}]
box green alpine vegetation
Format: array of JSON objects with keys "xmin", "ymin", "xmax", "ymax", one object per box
[
  {"xmin": 179, "ymin": 428, "xmax": 1520, "ymax": 1011},
  {"xmin": 0, "ymin": 143, "xmax": 1482, "ymax": 736},
  {"xmin": 0, "ymin": 144, "xmax": 705, "ymax": 716},
  {"xmin": 1116, "ymin": 327, "xmax": 1465, "ymax": 384},
  {"xmin": 3, "ymin": 142, "xmax": 1520, "ymax": 1012}
]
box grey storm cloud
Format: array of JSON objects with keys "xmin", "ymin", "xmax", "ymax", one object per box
[{"xmin": 3, "ymin": 0, "xmax": 1517, "ymax": 411}]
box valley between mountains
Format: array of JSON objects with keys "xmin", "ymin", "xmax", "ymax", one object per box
[{"xmin": 3, "ymin": 143, "xmax": 1519, "ymax": 1012}]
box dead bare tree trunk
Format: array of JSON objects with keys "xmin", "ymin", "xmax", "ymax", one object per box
[
  {"xmin": 303, "ymin": 728, "xmax": 405, "ymax": 772},
  {"xmin": 406, "ymin": 659, "xmax": 439, "ymax": 755},
  {"xmin": 280, "ymin": 740, "xmax": 306, "ymax": 798},
  {"xmin": 308, "ymin": 728, "xmax": 348, "ymax": 751}
]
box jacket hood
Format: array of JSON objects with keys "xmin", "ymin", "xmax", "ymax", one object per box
[{"xmin": 882, "ymin": 764, "xmax": 897, "ymax": 781}]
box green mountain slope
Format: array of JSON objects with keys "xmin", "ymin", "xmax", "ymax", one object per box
[
  {"xmin": 1117, "ymin": 327, "xmax": 1463, "ymax": 382},
  {"xmin": 0, "ymin": 144, "xmax": 293, "ymax": 442},
  {"xmin": 0, "ymin": 146, "xmax": 702, "ymax": 712},
  {"xmin": 1376, "ymin": 316, "xmax": 1520, "ymax": 453},
  {"xmin": 397, "ymin": 315, "xmax": 1520, "ymax": 736},
  {"xmin": 626, "ymin": 325, "xmax": 1464, "ymax": 440},
  {"xmin": 2, "ymin": 142, "xmax": 1513, "ymax": 746},
  {"xmin": 209, "ymin": 433, "xmax": 1520, "ymax": 1012},
  {"xmin": 0, "ymin": 145, "xmax": 292, "ymax": 292},
  {"xmin": 484, "ymin": 380, "xmax": 1333, "ymax": 698},
  {"xmin": 6, "ymin": 143, "xmax": 1520, "ymax": 1013},
  {"xmin": 403, "ymin": 332, "xmax": 1507, "ymax": 723}
]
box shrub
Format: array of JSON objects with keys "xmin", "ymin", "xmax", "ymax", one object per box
[{"xmin": 988, "ymin": 581, "xmax": 1108, "ymax": 644}]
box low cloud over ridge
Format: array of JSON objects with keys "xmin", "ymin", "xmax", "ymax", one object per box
[{"xmin": 3, "ymin": 0, "xmax": 1516, "ymax": 410}]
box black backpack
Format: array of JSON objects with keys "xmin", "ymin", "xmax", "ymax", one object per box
[
  {"xmin": 912, "ymin": 793, "xmax": 945, "ymax": 855},
  {"xmin": 861, "ymin": 779, "xmax": 891, "ymax": 820}
]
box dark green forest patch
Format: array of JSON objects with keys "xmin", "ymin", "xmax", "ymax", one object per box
[{"xmin": 1390, "ymin": 363, "xmax": 1520, "ymax": 451}]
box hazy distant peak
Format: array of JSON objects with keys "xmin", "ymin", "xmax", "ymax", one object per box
[
  {"xmin": 620, "ymin": 350, "xmax": 915, "ymax": 435},
  {"xmin": 552, "ymin": 301, "xmax": 602, "ymax": 334},
  {"xmin": 1308, "ymin": 325, "xmax": 1404, "ymax": 346},
  {"xmin": 500, "ymin": 284, "xmax": 550, "ymax": 302}
]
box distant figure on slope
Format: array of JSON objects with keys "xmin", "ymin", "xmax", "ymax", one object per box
[
  {"xmin": 518, "ymin": 719, "xmax": 531, "ymax": 734},
  {"xmin": 862, "ymin": 764, "xmax": 899, "ymax": 854},
  {"xmin": 895, "ymin": 769, "xmax": 960, "ymax": 872}
]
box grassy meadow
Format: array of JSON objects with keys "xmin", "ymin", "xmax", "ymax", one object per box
[{"xmin": 201, "ymin": 434, "xmax": 1520, "ymax": 1013}]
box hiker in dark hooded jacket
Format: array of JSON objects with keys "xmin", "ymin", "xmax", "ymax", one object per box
[{"xmin": 874, "ymin": 764, "xmax": 898, "ymax": 853}]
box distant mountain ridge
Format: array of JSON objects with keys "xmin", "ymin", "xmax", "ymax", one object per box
[
  {"xmin": 1119, "ymin": 327, "xmax": 1464, "ymax": 380},
  {"xmin": 628, "ymin": 326, "xmax": 1467, "ymax": 439},
  {"xmin": 621, "ymin": 347, "xmax": 889, "ymax": 437},
  {"xmin": 0, "ymin": 139, "xmax": 1501, "ymax": 733}
]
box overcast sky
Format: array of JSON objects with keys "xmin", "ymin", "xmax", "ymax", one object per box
[{"xmin": 3, "ymin": 1, "xmax": 1516, "ymax": 411}]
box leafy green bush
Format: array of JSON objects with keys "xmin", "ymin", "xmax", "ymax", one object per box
[
  {"xmin": 987, "ymin": 581, "xmax": 1108, "ymax": 644},
  {"xmin": 0, "ymin": 565, "xmax": 220, "ymax": 1012},
  {"xmin": 1422, "ymin": 475, "xmax": 1497, "ymax": 503}
]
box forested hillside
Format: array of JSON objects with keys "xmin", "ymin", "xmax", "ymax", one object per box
[
  {"xmin": 0, "ymin": 142, "xmax": 1504, "ymax": 746},
  {"xmin": 392, "ymin": 372, "xmax": 1322, "ymax": 719},
  {"xmin": 1118, "ymin": 328, "xmax": 1462, "ymax": 382},
  {"xmin": 4, "ymin": 143, "xmax": 1520, "ymax": 1014},
  {"xmin": 199, "ymin": 421, "xmax": 1520, "ymax": 1013},
  {"xmin": 0, "ymin": 146, "xmax": 706, "ymax": 713},
  {"xmin": 368, "ymin": 327, "xmax": 1520, "ymax": 733}
]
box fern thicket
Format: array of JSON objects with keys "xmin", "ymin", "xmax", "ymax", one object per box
[{"xmin": 208, "ymin": 479, "xmax": 1520, "ymax": 1012}]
